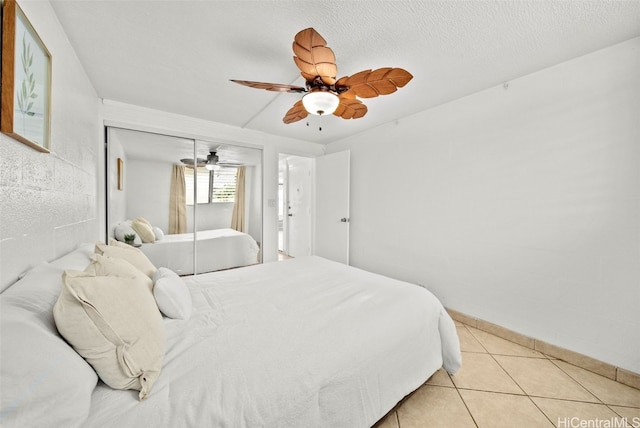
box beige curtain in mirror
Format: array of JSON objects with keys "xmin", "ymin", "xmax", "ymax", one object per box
[
  {"xmin": 169, "ymin": 164, "xmax": 187, "ymax": 234},
  {"xmin": 231, "ymin": 167, "xmax": 246, "ymax": 232}
]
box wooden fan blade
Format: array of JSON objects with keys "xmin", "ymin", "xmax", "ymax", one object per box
[
  {"xmin": 333, "ymin": 96, "xmax": 368, "ymax": 120},
  {"xmin": 292, "ymin": 28, "xmax": 337, "ymax": 85},
  {"xmin": 283, "ymin": 100, "xmax": 309, "ymax": 124},
  {"xmin": 230, "ymin": 79, "xmax": 306, "ymax": 93},
  {"xmin": 335, "ymin": 67, "xmax": 413, "ymax": 98}
]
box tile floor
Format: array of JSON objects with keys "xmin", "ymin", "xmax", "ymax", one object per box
[{"xmin": 375, "ymin": 321, "xmax": 640, "ymax": 428}]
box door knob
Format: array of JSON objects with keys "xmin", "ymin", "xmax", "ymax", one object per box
[{"xmin": 340, "ymin": 218, "xmax": 350, "ymax": 222}]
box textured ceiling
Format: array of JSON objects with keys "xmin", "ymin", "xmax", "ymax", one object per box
[{"xmin": 50, "ymin": 0, "xmax": 640, "ymax": 145}]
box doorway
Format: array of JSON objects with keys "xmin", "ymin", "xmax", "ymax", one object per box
[{"xmin": 278, "ymin": 154, "xmax": 313, "ymax": 259}]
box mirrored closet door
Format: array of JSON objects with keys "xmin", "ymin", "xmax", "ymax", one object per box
[{"xmin": 106, "ymin": 127, "xmax": 262, "ymax": 276}]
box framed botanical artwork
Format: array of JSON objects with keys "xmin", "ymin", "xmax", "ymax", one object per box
[{"xmin": 1, "ymin": 0, "xmax": 52, "ymax": 152}]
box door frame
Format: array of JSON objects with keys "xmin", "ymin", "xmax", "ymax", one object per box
[{"xmin": 278, "ymin": 153, "xmax": 314, "ymax": 258}]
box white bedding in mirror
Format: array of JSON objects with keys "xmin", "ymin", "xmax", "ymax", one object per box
[{"xmin": 138, "ymin": 228, "xmax": 259, "ymax": 275}]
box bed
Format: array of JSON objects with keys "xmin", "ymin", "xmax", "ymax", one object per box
[
  {"xmin": 138, "ymin": 228, "xmax": 260, "ymax": 275},
  {"xmin": 0, "ymin": 243, "xmax": 461, "ymax": 428}
]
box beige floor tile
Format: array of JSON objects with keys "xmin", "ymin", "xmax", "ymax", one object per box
[
  {"xmin": 554, "ymin": 361, "xmax": 640, "ymax": 408},
  {"xmin": 373, "ymin": 410, "xmax": 399, "ymax": 428},
  {"xmin": 397, "ymin": 385, "xmax": 476, "ymax": 428},
  {"xmin": 451, "ymin": 352, "xmax": 524, "ymax": 394},
  {"xmin": 494, "ymin": 355, "xmax": 598, "ymax": 402},
  {"xmin": 610, "ymin": 405, "xmax": 640, "ymax": 422},
  {"xmin": 532, "ymin": 397, "xmax": 627, "ymax": 427},
  {"xmin": 468, "ymin": 327, "xmax": 544, "ymax": 358},
  {"xmin": 459, "ymin": 389, "xmax": 554, "ymax": 428},
  {"xmin": 456, "ymin": 326, "xmax": 486, "ymax": 353},
  {"xmin": 426, "ymin": 368, "xmax": 455, "ymax": 387}
]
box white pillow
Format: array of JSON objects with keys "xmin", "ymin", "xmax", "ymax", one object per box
[
  {"xmin": 132, "ymin": 219, "xmax": 155, "ymax": 243},
  {"xmin": 1, "ymin": 263, "xmax": 98, "ymax": 427},
  {"xmin": 95, "ymin": 240, "xmax": 157, "ymax": 278},
  {"xmin": 153, "ymin": 267, "xmax": 192, "ymax": 320},
  {"xmin": 113, "ymin": 222, "xmax": 142, "ymax": 246},
  {"xmin": 53, "ymin": 269, "xmax": 165, "ymax": 400},
  {"xmin": 153, "ymin": 226, "xmax": 164, "ymax": 241},
  {"xmin": 48, "ymin": 243, "xmax": 94, "ymax": 270}
]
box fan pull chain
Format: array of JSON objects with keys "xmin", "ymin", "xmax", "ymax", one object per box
[{"xmin": 306, "ymin": 116, "xmax": 323, "ymax": 131}]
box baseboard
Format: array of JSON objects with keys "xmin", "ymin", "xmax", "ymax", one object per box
[{"xmin": 446, "ymin": 308, "xmax": 640, "ymax": 391}]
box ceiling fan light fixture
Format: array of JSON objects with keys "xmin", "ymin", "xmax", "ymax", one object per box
[
  {"xmin": 205, "ymin": 163, "xmax": 220, "ymax": 171},
  {"xmin": 302, "ymin": 90, "xmax": 339, "ymax": 116}
]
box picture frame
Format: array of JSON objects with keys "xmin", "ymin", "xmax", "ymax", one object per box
[
  {"xmin": 117, "ymin": 158, "xmax": 124, "ymax": 190},
  {"xmin": 1, "ymin": 0, "xmax": 52, "ymax": 152}
]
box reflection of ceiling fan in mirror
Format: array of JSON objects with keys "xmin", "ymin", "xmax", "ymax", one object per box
[
  {"xmin": 231, "ymin": 27, "xmax": 413, "ymax": 125},
  {"xmin": 180, "ymin": 151, "xmax": 245, "ymax": 170}
]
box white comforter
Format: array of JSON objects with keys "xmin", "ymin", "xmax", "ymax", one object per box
[{"xmin": 83, "ymin": 256, "xmax": 461, "ymax": 428}]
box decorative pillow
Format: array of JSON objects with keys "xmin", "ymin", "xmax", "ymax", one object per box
[
  {"xmin": 88, "ymin": 253, "xmax": 153, "ymax": 291},
  {"xmin": 132, "ymin": 218, "xmax": 155, "ymax": 243},
  {"xmin": 114, "ymin": 221, "xmax": 142, "ymax": 246},
  {"xmin": 153, "ymin": 267, "xmax": 192, "ymax": 320},
  {"xmin": 53, "ymin": 269, "xmax": 165, "ymax": 400},
  {"xmin": 135, "ymin": 216, "xmax": 153, "ymax": 228},
  {"xmin": 153, "ymin": 226, "xmax": 165, "ymax": 241},
  {"xmin": 95, "ymin": 240, "xmax": 157, "ymax": 278}
]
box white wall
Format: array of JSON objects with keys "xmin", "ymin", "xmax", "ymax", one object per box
[
  {"xmin": 0, "ymin": 0, "xmax": 100, "ymax": 291},
  {"xmin": 326, "ymin": 38, "xmax": 640, "ymax": 373},
  {"xmin": 101, "ymin": 100, "xmax": 325, "ymax": 262},
  {"xmin": 126, "ymin": 159, "xmax": 173, "ymax": 231}
]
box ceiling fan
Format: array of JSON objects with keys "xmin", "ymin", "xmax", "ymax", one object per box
[
  {"xmin": 231, "ymin": 27, "xmax": 413, "ymax": 125},
  {"xmin": 180, "ymin": 151, "xmax": 244, "ymax": 170}
]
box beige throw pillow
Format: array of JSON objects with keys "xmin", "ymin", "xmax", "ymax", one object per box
[
  {"xmin": 131, "ymin": 218, "xmax": 155, "ymax": 243},
  {"xmin": 95, "ymin": 240, "xmax": 157, "ymax": 279},
  {"xmin": 88, "ymin": 253, "xmax": 153, "ymax": 291},
  {"xmin": 53, "ymin": 269, "xmax": 165, "ymax": 400},
  {"xmin": 135, "ymin": 216, "xmax": 153, "ymax": 227}
]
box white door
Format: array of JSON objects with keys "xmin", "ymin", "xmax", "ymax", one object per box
[
  {"xmin": 315, "ymin": 150, "xmax": 350, "ymax": 264},
  {"xmin": 286, "ymin": 156, "xmax": 313, "ymax": 257}
]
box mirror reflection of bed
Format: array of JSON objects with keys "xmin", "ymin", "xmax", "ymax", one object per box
[{"xmin": 106, "ymin": 128, "xmax": 262, "ymax": 275}]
